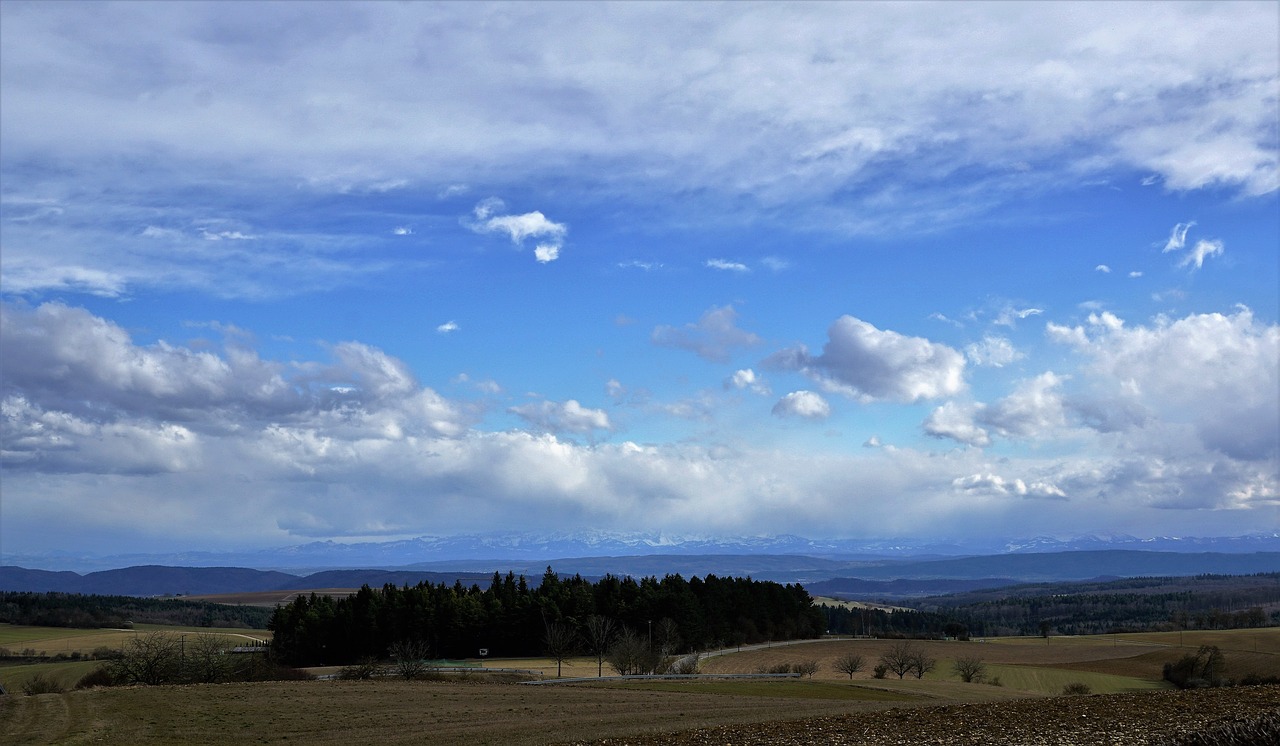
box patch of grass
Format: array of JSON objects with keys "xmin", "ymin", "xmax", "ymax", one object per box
[
  {"xmin": 0, "ymin": 659, "xmax": 100, "ymax": 692},
  {"xmin": 597, "ymin": 679, "xmax": 922, "ymax": 702},
  {"xmin": 979, "ymin": 663, "xmax": 1164, "ymax": 695}
]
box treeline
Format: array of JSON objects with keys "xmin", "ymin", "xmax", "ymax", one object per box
[
  {"xmin": 268, "ymin": 569, "xmax": 825, "ymax": 665},
  {"xmin": 911, "ymin": 573, "xmax": 1280, "ymax": 636},
  {"xmin": 0, "ymin": 591, "xmax": 272, "ymax": 630},
  {"xmin": 820, "ymin": 605, "xmax": 965, "ymax": 639}
]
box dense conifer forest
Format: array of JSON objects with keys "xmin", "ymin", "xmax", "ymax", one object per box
[{"xmin": 267, "ymin": 569, "xmax": 825, "ymax": 665}]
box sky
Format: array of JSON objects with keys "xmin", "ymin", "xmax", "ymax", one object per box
[{"xmin": 1, "ymin": 1, "xmax": 1277, "ymax": 558}]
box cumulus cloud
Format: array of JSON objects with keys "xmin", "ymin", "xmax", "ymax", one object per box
[
  {"xmin": 510, "ymin": 399, "xmax": 611, "ymax": 435},
  {"xmin": 771, "ymin": 390, "xmax": 831, "ymax": 419},
  {"xmin": 768, "ymin": 316, "xmax": 965, "ymax": 403},
  {"xmin": 725, "ymin": 368, "xmax": 771, "ymax": 396},
  {"xmin": 469, "ymin": 198, "xmax": 567, "ymax": 263},
  {"xmin": 1048, "ymin": 308, "xmax": 1278, "ymax": 462},
  {"xmin": 923, "ymin": 401, "xmax": 991, "ymax": 447},
  {"xmin": 0, "ymin": 301, "xmax": 473, "ymax": 449},
  {"xmin": 1095, "ymin": 264, "xmax": 1111, "ymax": 273},
  {"xmin": 436, "ymin": 321, "xmax": 459, "ymax": 334},
  {"xmin": 952, "ymin": 473, "xmax": 1066, "ymax": 500},
  {"xmin": 652, "ymin": 305, "xmax": 762, "ymax": 363}
]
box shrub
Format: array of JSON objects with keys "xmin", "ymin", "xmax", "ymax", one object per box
[
  {"xmin": 794, "ymin": 660, "xmax": 819, "ymax": 678},
  {"xmin": 1062, "ymin": 682, "xmax": 1092, "ymax": 696},
  {"xmin": 872, "ymin": 664, "xmax": 888, "ymax": 679},
  {"xmin": 21, "ymin": 673, "xmax": 65, "ymax": 695},
  {"xmin": 337, "ymin": 657, "xmax": 382, "ymax": 680},
  {"xmin": 75, "ymin": 666, "xmax": 117, "ymax": 689},
  {"xmin": 1163, "ymin": 645, "xmax": 1226, "ymax": 689},
  {"xmin": 668, "ymin": 653, "xmax": 701, "ymax": 675},
  {"xmin": 988, "ymin": 676, "xmax": 1003, "ymax": 687}
]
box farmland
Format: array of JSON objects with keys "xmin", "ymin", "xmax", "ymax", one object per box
[{"xmin": 3, "ymin": 627, "xmax": 1278, "ymax": 744}]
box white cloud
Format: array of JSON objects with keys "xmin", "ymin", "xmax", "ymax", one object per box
[
  {"xmin": 979, "ymin": 372, "xmax": 1070, "ymax": 439},
  {"xmin": 1129, "ymin": 271, "xmax": 1143, "ymax": 278},
  {"xmin": 393, "ymin": 226, "xmax": 413, "ymax": 236},
  {"xmin": 923, "ymin": 401, "xmax": 991, "ymax": 447},
  {"xmin": 769, "ymin": 316, "xmax": 965, "ymax": 403},
  {"xmin": 652, "ymin": 305, "xmax": 762, "ymax": 363},
  {"xmin": 965, "ymin": 335, "xmax": 1022, "ymax": 367},
  {"xmin": 995, "ymin": 306, "xmax": 1044, "ymax": 327},
  {"xmin": 469, "ymin": 199, "xmax": 567, "ymax": 263},
  {"xmin": 1048, "ymin": 307, "xmax": 1279, "ymax": 462},
  {"xmin": 509, "ymin": 399, "xmax": 612, "ymax": 435},
  {"xmin": 952, "ymin": 473, "xmax": 1066, "ymax": 500},
  {"xmin": 771, "ymin": 390, "xmax": 831, "ymax": 419},
  {"xmin": 705, "ymin": 258, "xmax": 750, "ymax": 273},
  {"xmin": 725, "ymin": 368, "xmax": 770, "ymax": 396},
  {"xmin": 534, "ymin": 243, "xmax": 560, "ymax": 263},
  {"xmin": 1162, "ymin": 222, "xmax": 1195, "ymax": 253},
  {"xmin": 436, "ymin": 321, "xmax": 459, "ymax": 334},
  {"xmin": 1095, "ymin": 264, "xmax": 1110, "ymax": 273},
  {"xmin": 1179, "ymin": 238, "xmax": 1224, "ymax": 270}
]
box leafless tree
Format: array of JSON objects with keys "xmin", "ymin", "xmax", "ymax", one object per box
[
  {"xmin": 878, "ymin": 641, "xmax": 918, "ymax": 679},
  {"xmin": 794, "ymin": 659, "xmax": 819, "ymax": 678},
  {"xmin": 606, "ymin": 627, "xmax": 662, "ymax": 676},
  {"xmin": 583, "ymin": 615, "xmax": 617, "ymax": 677},
  {"xmin": 543, "ymin": 621, "xmax": 579, "ymax": 678},
  {"xmin": 109, "ymin": 632, "xmax": 180, "ymax": 685},
  {"xmin": 952, "ymin": 655, "xmax": 986, "ymax": 683},
  {"xmin": 654, "ymin": 617, "xmax": 681, "ymax": 656},
  {"xmin": 185, "ymin": 633, "xmax": 233, "ymax": 683},
  {"xmin": 910, "ymin": 651, "xmax": 936, "ymax": 679},
  {"xmin": 834, "ymin": 652, "xmax": 865, "ymax": 679},
  {"xmin": 389, "ymin": 639, "xmax": 433, "ymax": 680}
]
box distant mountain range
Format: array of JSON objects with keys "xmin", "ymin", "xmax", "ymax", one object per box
[
  {"xmin": 6, "ymin": 531, "xmax": 1279, "ymax": 574},
  {"xmin": 4, "ymin": 549, "xmax": 1279, "ymax": 598}
]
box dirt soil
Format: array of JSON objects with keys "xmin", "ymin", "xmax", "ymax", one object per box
[{"xmin": 565, "ymin": 685, "xmax": 1280, "ymax": 746}]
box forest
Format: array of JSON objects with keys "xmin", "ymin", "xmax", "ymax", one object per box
[
  {"xmin": 0, "ymin": 591, "xmax": 272, "ymax": 630},
  {"xmin": 267, "ymin": 569, "xmax": 825, "ymax": 665}
]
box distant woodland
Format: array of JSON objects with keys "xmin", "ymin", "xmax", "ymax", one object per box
[
  {"xmin": 821, "ymin": 573, "xmax": 1280, "ymax": 638},
  {"xmin": 268, "ymin": 570, "xmax": 825, "ymax": 665},
  {"xmin": 0, "ymin": 591, "xmax": 272, "ymax": 629}
]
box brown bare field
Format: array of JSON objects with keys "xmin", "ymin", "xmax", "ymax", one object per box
[
  {"xmin": 0, "ymin": 677, "xmax": 979, "ymax": 745},
  {"xmin": 3, "ymin": 629, "xmax": 1278, "ymax": 744}
]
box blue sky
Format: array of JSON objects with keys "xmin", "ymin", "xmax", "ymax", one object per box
[{"xmin": 2, "ymin": 1, "xmax": 1277, "ymax": 556}]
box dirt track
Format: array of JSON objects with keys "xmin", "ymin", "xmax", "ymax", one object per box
[{"xmin": 567, "ymin": 685, "xmax": 1280, "ymax": 746}]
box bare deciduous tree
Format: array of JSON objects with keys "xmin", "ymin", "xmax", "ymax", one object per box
[
  {"xmin": 878, "ymin": 641, "xmax": 918, "ymax": 680},
  {"xmin": 910, "ymin": 651, "xmax": 936, "ymax": 679},
  {"xmin": 543, "ymin": 621, "xmax": 579, "ymax": 678},
  {"xmin": 834, "ymin": 652, "xmax": 865, "ymax": 679},
  {"xmin": 109, "ymin": 632, "xmax": 180, "ymax": 685},
  {"xmin": 794, "ymin": 659, "xmax": 819, "ymax": 678},
  {"xmin": 185, "ymin": 633, "xmax": 233, "ymax": 683},
  {"xmin": 389, "ymin": 639, "xmax": 433, "ymax": 680},
  {"xmin": 952, "ymin": 655, "xmax": 986, "ymax": 683},
  {"xmin": 583, "ymin": 615, "xmax": 617, "ymax": 677}
]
